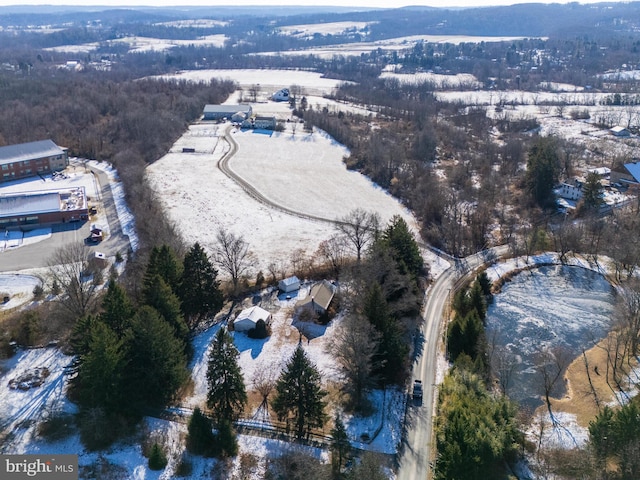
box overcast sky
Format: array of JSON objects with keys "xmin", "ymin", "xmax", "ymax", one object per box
[{"xmin": 0, "ymin": 0, "xmax": 619, "ymax": 8}]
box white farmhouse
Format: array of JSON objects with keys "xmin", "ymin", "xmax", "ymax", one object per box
[
  {"xmin": 272, "ymin": 88, "xmax": 290, "ymax": 102},
  {"xmin": 234, "ymin": 306, "xmax": 272, "ymax": 333}
]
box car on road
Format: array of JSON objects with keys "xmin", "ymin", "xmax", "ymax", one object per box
[{"xmin": 412, "ymin": 379, "xmax": 423, "ymax": 401}]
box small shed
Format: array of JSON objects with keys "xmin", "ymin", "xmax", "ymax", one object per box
[
  {"xmin": 234, "ymin": 306, "xmax": 272, "ymax": 333},
  {"xmin": 89, "ymin": 251, "xmax": 109, "ymax": 270},
  {"xmin": 610, "ymin": 126, "xmax": 631, "ymax": 137},
  {"xmin": 278, "ymin": 276, "xmax": 301, "ymax": 293}
]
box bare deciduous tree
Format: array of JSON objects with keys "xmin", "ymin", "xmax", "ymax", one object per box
[
  {"xmin": 47, "ymin": 242, "xmax": 101, "ymax": 319},
  {"xmin": 213, "ymin": 228, "xmax": 253, "ymax": 294},
  {"xmin": 316, "ymin": 235, "xmax": 349, "ymax": 278},
  {"xmin": 327, "ymin": 314, "xmax": 380, "ymax": 412},
  {"xmin": 535, "ymin": 347, "xmax": 571, "ymax": 426},
  {"xmin": 335, "ymin": 209, "xmax": 380, "ymax": 262}
]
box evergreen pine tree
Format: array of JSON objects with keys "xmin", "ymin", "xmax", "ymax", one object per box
[
  {"xmin": 217, "ymin": 419, "xmax": 239, "ymax": 457},
  {"xmin": 581, "ymin": 171, "xmax": 604, "ymax": 211},
  {"xmin": 144, "ymin": 245, "xmax": 183, "ymax": 294},
  {"xmin": 468, "ymin": 281, "xmax": 487, "ymax": 321},
  {"xmin": 206, "ymin": 327, "xmax": 247, "ymax": 424},
  {"xmin": 363, "ymin": 282, "xmax": 408, "ymax": 384},
  {"xmin": 476, "ymin": 271, "xmax": 493, "ymax": 299},
  {"xmin": 99, "ymin": 280, "xmax": 134, "ymax": 338},
  {"xmin": 180, "ymin": 242, "xmax": 224, "ymax": 325},
  {"xmin": 330, "ymin": 414, "xmax": 351, "ymax": 475},
  {"xmin": 125, "ymin": 306, "xmax": 189, "ymax": 411},
  {"xmin": 186, "ymin": 407, "xmax": 217, "ymax": 457},
  {"xmin": 74, "ymin": 321, "xmax": 125, "ymax": 413},
  {"xmin": 272, "ymin": 345, "xmax": 327, "ymax": 438},
  {"xmin": 525, "ymin": 136, "xmax": 561, "ymax": 208},
  {"xmin": 143, "ymin": 274, "xmax": 189, "ymax": 343},
  {"xmin": 380, "ymin": 215, "xmax": 424, "ymax": 278},
  {"xmin": 148, "ymin": 443, "xmax": 168, "ymax": 470}
]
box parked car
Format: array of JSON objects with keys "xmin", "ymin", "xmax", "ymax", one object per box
[{"xmin": 412, "ymin": 379, "xmax": 423, "ymax": 401}]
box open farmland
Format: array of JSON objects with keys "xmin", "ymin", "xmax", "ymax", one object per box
[{"xmin": 147, "ymin": 121, "xmax": 420, "ymax": 277}]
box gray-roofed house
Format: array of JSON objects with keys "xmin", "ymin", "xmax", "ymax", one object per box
[
  {"xmin": 295, "ymin": 280, "xmax": 336, "ymax": 316},
  {"xmin": 0, "ymin": 140, "xmax": 68, "ymax": 183},
  {"xmin": 203, "ymin": 104, "xmax": 252, "ymax": 121}
]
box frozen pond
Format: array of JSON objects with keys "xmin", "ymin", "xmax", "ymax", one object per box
[{"xmin": 486, "ymin": 265, "xmax": 615, "ymax": 410}]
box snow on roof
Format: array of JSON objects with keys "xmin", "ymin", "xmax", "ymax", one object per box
[
  {"xmin": 0, "ymin": 140, "xmax": 65, "ymax": 166},
  {"xmin": 296, "ymin": 280, "xmax": 335, "ymax": 311},
  {"xmin": 237, "ymin": 305, "xmax": 271, "ymax": 323},
  {"xmin": 0, "ymin": 187, "xmax": 86, "ymax": 218},
  {"xmin": 624, "ymin": 161, "xmax": 640, "ymax": 182},
  {"xmin": 203, "ymin": 104, "xmax": 251, "ymax": 114},
  {"xmin": 588, "ymin": 167, "xmax": 611, "ymax": 176},
  {"xmin": 0, "ymin": 192, "xmax": 60, "ymax": 218},
  {"xmin": 280, "ymin": 276, "xmax": 300, "ymax": 286}
]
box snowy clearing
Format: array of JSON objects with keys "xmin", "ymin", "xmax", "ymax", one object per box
[
  {"xmin": 153, "ymin": 68, "xmax": 349, "ymax": 97},
  {"xmin": 147, "ymin": 122, "xmax": 422, "ymax": 277},
  {"xmin": 277, "ymin": 21, "xmax": 374, "ymax": 38},
  {"xmin": 45, "ymin": 34, "xmax": 228, "ymax": 54},
  {"xmin": 256, "ymin": 34, "xmax": 536, "ymax": 59}
]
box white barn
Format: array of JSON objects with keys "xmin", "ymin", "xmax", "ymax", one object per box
[{"xmin": 234, "ymin": 306, "xmax": 272, "ymax": 333}]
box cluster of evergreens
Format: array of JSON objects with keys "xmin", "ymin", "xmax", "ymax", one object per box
[
  {"xmin": 589, "ymin": 400, "xmax": 640, "ymax": 479},
  {"xmin": 353, "ymin": 216, "xmax": 424, "ymax": 388},
  {"xmin": 435, "ymin": 366, "xmax": 520, "ymax": 480},
  {"xmin": 437, "ymin": 272, "xmax": 520, "ymax": 478},
  {"xmin": 69, "ymin": 243, "xmax": 223, "ymax": 449},
  {"xmin": 446, "ymin": 272, "xmax": 492, "ymax": 373}
]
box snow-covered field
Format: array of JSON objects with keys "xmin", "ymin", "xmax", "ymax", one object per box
[
  {"xmin": 153, "ymin": 68, "xmax": 350, "ymax": 98},
  {"xmin": 45, "ymin": 34, "xmax": 228, "ymax": 54},
  {"xmin": 147, "ymin": 122, "xmax": 421, "ymax": 277},
  {"xmin": 277, "ymin": 21, "xmax": 374, "ymax": 38},
  {"xmin": 256, "ymin": 34, "xmax": 535, "ymax": 59}
]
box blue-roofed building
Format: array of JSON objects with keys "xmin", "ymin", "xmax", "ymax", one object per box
[
  {"xmin": 611, "ymin": 161, "xmax": 640, "ymax": 187},
  {"xmin": 278, "ymin": 276, "xmax": 301, "ymax": 293},
  {"xmin": 0, "ymin": 140, "xmax": 68, "ymax": 183}
]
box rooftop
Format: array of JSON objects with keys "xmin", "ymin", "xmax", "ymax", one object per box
[
  {"xmin": 0, "ymin": 187, "xmax": 86, "ymax": 218},
  {"xmin": 203, "ymin": 104, "xmax": 252, "ymax": 114},
  {"xmin": 0, "ymin": 140, "xmax": 65, "ymax": 166},
  {"xmin": 624, "ymin": 161, "xmax": 640, "ymax": 183}
]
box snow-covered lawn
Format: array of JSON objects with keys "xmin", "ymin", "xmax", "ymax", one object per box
[
  {"xmin": 188, "ymin": 285, "xmax": 404, "ymax": 455},
  {"xmin": 0, "ymin": 347, "xmax": 74, "ymax": 454}
]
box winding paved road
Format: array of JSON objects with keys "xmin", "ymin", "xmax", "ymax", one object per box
[
  {"xmin": 398, "ymin": 247, "xmax": 508, "ymax": 480},
  {"xmin": 217, "ymin": 125, "xmax": 350, "ymax": 228}
]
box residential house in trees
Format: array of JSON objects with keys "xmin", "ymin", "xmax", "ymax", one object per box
[{"xmin": 295, "ymin": 281, "xmax": 336, "ymax": 316}]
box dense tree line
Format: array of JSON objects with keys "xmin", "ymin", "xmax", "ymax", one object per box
[
  {"xmin": 69, "ymin": 243, "xmax": 223, "ymax": 449},
  {"xmin": 0, "ymin": 70, "xmax": 235, "ymax": 259}
]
